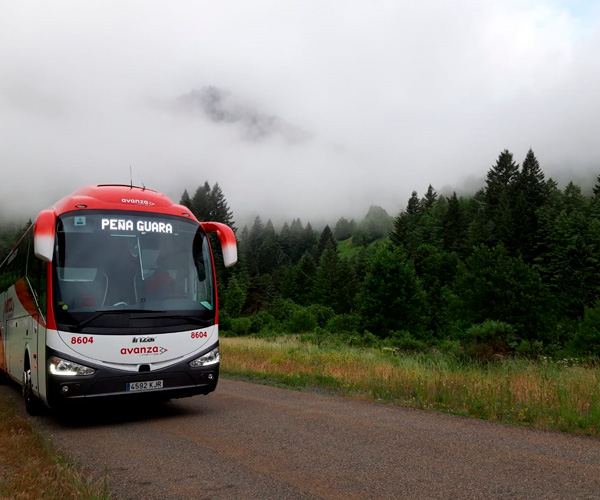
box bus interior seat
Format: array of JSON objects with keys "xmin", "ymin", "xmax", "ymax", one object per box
[
  {"xmin": 59, "ymin": 270, "xmax": 108, "ymax": 310},
  {"xmin": 135, "ymin": 269, "xmax": 176, "ymax": 302}
]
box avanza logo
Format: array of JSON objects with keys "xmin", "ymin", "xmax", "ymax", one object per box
[
  {"xmin": 132, "ymin": 336, "xmax": 155, "ymax": 343},
  {"xmin": 120, "ymin": 346, "xmax": 168, "ymax": 355},
  {"xmin": 121, "ymin": 198, "xmax": 155, "ymax": 206}
]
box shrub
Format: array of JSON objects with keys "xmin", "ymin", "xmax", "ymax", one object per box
[
  {"xmin": 385, "ymin": 330, "xmax": 429, "ymax": 352},
  {"xmin": 270, "ymin": 298, "xmax": 300, "ymax": 322},
  {"xmin": 358, "ymin": 244, "xmax": 427, "ymax": 336},
  {"xmin": 515, "ymin": 340, "xmax": 544, "ymax": 358},
  {"xmin": 347, "ymin": 330, "xmax": 379, "ymax": 347},
  {"xmin": 569, "ymin": 302, "xmax": 600, "ymax": 356},
  {"xmin": 464, "ymin": 320, "xmax": 516, "ymax": 359},
  {"xmin": 435, "ymin": 339, "xmax": 466, "ymax": 359},
  {"xmin": 287, "ymin": 308, "xmax": 318, "ymax": 333},
  {"xmin": 250, "ymin": 311, "xmax": 279, "ymax": 334},
  {"xmin": 306, "ymin": 304, "xmax": 335, "ymax": 328},
  {"xmin": 231, "ymin": 317, "xmax": 252, "ymax": 336},
  {"xmin": 219, "ymin": 310, "xmax": 233, "ymax": 332},
  {"xmin": 300, "ymin": 327, "xmax": 334, "ymax": 347},
  {"xmin": 326, "ymin": 313, "xmax": 362, "ymax": 333}
]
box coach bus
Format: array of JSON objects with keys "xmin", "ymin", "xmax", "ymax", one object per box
[{"xmin": 0, "ymin": 184, "xmax": 237, "ymax": 414}]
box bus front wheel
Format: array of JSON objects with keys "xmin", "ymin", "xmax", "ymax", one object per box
[{"xmin": 22, "ymin": 367, "xmax": 43, "ymax": 415}]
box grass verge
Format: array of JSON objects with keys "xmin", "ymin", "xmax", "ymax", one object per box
[
  {"xmin": 0, "ymin": 387, "xmax": 109, "ymax": 500},
  {"xmin": 220, "ymin": 336, "xmax": 600, "ymax": 436}
]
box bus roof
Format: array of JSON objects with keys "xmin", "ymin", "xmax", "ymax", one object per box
[{"xmin": 47, "ymin": 185, "xmax": 197, "ymax": 220}]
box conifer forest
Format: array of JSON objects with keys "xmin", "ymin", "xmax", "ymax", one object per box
[{"xmin": 2, "ymin": 149, "xmax": 600, "ymax": 359}]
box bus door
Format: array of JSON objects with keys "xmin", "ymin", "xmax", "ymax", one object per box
[
  {"xmin": 29, "ymin": 314, "xmax": 41, "ymax": 397},
  {"xmin": 4, "ymin": 305, "xmax": 34, "ymax": 381},
  {"xmin": 6, "ymin": 308, "xmax": 25, "ymax": 380}
]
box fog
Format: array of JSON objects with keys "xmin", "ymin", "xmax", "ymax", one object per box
[{"xmin": 1, "ymin": 1, "xmax": 600, "ymax": 228}]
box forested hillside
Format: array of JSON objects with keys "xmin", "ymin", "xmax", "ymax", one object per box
[
  {"xmin": 179, "ymin": 150, "xmax": 600, "ymax": 358},
  {"xmin": 2, "ymin": 149, "xmax": 599, "ymax": 358}
]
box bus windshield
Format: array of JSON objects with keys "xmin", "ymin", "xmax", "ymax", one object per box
[{"xmin": 52, "ymin": 211, "xmax": 215, "ymax": 333}]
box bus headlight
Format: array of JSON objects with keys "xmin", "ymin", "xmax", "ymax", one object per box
[
  {"xmin": 189, "ymin": 347, "xmax": 220, "ymax": 367},
  {"xmin": 49, "ymin": 357, "xmax": 95, "ymax": 376}
]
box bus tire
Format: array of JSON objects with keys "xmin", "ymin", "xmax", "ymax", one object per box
[{"xmin": 22, "ymin": 367, "xmax": 43, "ymax": 415}]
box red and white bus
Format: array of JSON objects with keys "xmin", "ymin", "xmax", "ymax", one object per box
[{"xmin": 0, "ymin": 184, "xmax": 236, "ymax": 414}]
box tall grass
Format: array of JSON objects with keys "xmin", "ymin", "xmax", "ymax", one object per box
[
  {"xmin": 0, "ymin": 390, "xmax": 109, "ymax": 500},
  {"xmin": 220, "ymin": 337, "xmax": 600, "ymax": 435}
]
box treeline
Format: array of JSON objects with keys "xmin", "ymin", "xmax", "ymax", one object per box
[
  {"xmin": 182, "ymin": 150, "xmax": 600, "ymax": 359},
  {"xmin": 1, "ymin": 152, "xmax": 599, "ymax": 358}
]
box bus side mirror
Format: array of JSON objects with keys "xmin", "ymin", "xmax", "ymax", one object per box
[
  {"xmin": 34, "ymin": 209, "xmax": 56, "ymax": 262},
  {"xmin": 200, "ymin": 222, "xmax": 238, "ymax": 268}
]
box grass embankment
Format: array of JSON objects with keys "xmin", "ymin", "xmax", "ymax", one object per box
[
  {"xmin": 220, "ymin": 336, "xmax": 600, "ymax": 436},
  {"xmin": 0, "ymin": 389, "xmax": 108, "ymax": 500}
]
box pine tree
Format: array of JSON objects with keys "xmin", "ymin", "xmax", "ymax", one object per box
[
  {"xmin": 180, "ymin": 181, "xmax": 236, "ymax": 286},
  {"xmin": 245, "ymin": 216, "xmax": 265, "ymax": 276},
  {"xmin": 257, "ymin": 233, "xmax": 286, "ymax": 276},
  {"xmin": 190, "ymin": 182, "xmax": 211, "ymax": 221},
  {"xmin": 333, "ymin": 217, "xmax": 355, "ymax": 241},
  {"xmin": 407, "ymin": 191, "xmax": 421, "ymax": 214},
  {"xmin": 422, "ymin": 185, "xmax": 437, "ymax": 210},
  {"xmin": 486, "ymin": 150, "xmax": 520, "ymax": 199},
  {"xmin": 358, "ymin": 244, "xmax": 426, "ymax": 336},
  {"xmin": 313, "ymin": 241, "xmax": 357, "ymax": 313},
  {"xmin": 452, "ymin": 244, "xmax": 556, "ymax": 342},
  {"xmin": 442, "ymin": 192, "xmax": 468, "ymax": 256},
  {"xmin": 484, "ymin": 149, "xmax": 520, "ymax": 248},
  {"xmin": 390, "ymin": 194, "xmax": 423, "ymax": 255},
  {"xmin": 180, "ymin": 181, "xmax": 235, "ymax": 228},
  {"xmin": 209, "ymin": 183, "xmax": 235, "ymax": 228},
  {"xmin": 301, "ymin": 223, "xmax": 317, "ymax": 259},
  {"xmin": 535, "ymin": 184, "xmax": 600, "ymax": 319},
  {"xmin": 335, "ymin": 257, "xmax": 358, "ymax": 313},
  {"xmin": 286, "ymin": 218, "xmax": 314, "ymax": 261},
  {"xmin": 314, "ymin": 242, "xmax": 342, "ymax": 311},
  {"xmin": 512, "ymin": 149, "xmax": 548, "ymax": 262},
  {"xmin": 222, "ymin": 275, "xmax": 246, "ymax": 317},
  {"xmin": 353, "ymin": 205, "xmax": 393, "ymax": 245},
  {"xmin": 254, "ymin": 219, "xmax": 287, "ymax": 275},
  {"xmin": 467, "ymin": 189, "xmax": 494, "ymax": 248},
  {"xmin": 317, "ymin": 225, "xmax": 337, "ymax": 259},
  {"xmin": 180, "ymin": 189, "xmax": 192, "ymax": 211},
  {"xmin": 292, "ymin": 252, "xmax": 317, "ymax": 305}
]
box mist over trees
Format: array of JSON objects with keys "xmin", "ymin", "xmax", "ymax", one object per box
[
  {"xmin": 184, "ymin": 149, "xmax": 600, "ymax": 358},
  {"xmin": 1, "ymin": 149, "xmax": 600, "ymax": 358}
]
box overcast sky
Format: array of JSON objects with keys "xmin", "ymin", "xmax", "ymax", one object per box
[{"xmin": 1, "ymin": 1, "xmax": 600, "ymax": 228}]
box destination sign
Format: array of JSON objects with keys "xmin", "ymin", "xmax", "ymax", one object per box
[{"xmin": 101, "ymin": 218, "xmax": 173, "ymax": 234}]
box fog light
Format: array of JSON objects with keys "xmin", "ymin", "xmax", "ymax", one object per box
[
  {"xmin": 208, "ymin": 374, "xmax": 214, "ymax": 380},
  {"xmin": 61, "ymin": 385, "xmax": 69, "ymax": 393}
]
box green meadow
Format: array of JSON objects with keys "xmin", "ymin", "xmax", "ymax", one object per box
[{"xmin": 221, "ymin": 336, "xmax": 600, "ymax": 436}]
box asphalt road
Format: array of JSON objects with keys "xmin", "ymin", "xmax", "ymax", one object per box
[{"xmin": 4, "ymin": 378, "xmax": 600, "ymax": 500}]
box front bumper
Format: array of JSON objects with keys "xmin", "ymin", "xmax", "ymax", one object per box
[{"xmin": 45, "ymin": 344, "xmax": 219, "ymax": 409}]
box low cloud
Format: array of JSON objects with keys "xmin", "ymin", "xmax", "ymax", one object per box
[
  {"xmin": 177, "ymin": 86, "xmax": 311, "ymax": 144},
  {"xmin": 1, "ymin": 1, "xmax": 600, "ymax": 228}
]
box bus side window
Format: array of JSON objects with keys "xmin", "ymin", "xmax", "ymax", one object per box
[
  {"xmin": 0, "ymin": 225, "xmax": 31, "ymax": 295},
  {"xmin": 26, "ymin": 232, "xmax": 47, "ymax": 315}
]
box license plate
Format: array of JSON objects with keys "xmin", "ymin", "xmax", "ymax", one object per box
[{"xmin": 126, "ymin": 380, "xmax": 163, "ymax": 391}]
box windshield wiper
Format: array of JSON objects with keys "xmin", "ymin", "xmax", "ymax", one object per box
[
  {"xmin": 74, "ymin": 309, "xmax": 164, "ymax": 330},
  {"xmin": 153, "ymin": 314, "xmax": 212, "ymax": 326}
]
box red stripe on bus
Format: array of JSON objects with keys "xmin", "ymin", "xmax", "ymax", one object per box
[{"xmin": 15, "ymin": 279, "xmax": 46, "ymax": 327}]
